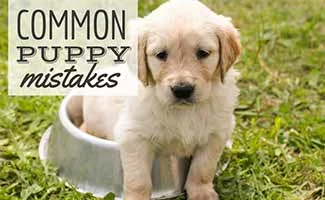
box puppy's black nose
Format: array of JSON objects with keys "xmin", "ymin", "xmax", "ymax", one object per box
[{"xmin": 171, "ymin": 83, "xmax": 194, "ymax": 99}]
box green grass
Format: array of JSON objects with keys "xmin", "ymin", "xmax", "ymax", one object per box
[{"xmin": 1, "ymin": 0, "xmax": 325, "ymax": 199}]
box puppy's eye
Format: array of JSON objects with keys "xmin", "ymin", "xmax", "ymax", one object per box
[
  {"xmin": 196, "ymin": 49, "xmax": 210, "ymax": 60},
  {"xmin": 156, "ymin": 51, "xmax": 168, "ymax": 61}
]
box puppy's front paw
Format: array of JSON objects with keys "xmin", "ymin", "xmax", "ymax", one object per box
[{"xmin": 186, "ymin": 184, "xmax": 219, "ymax": 200}]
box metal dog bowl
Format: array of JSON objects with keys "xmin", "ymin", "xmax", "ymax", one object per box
[{"xmin": 38, "ymin": 94, "xmax": 190, "ymax": 199}]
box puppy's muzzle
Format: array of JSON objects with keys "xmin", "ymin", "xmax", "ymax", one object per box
[{"xmin": 171, "ymin": 83, "xmax": 195, "ymax": 100}]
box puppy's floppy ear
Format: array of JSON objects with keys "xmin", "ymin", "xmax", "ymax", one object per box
[
  {"xmin": 214, "ymin": 16, "xmax": 241, "ymax": 82},
  {"xmin": 138, "ymin": 28, "xmax": 154, "ymax": 86},
  {"xmin": 132, "ymin": 19, "xmax": 154, "ymax": 86},
  {"xmin": 128, "ymin": 19, "xmax": 154, "ymax": 86}
]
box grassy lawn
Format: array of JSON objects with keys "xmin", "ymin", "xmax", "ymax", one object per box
[{"xmin": 1, "ymin": 0, "xmax": 325, "ymax": 199}]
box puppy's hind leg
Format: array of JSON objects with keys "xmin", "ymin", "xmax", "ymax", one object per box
[
  {"xmin": 79, "ymin": 122, "xmax": 87, "ymax": 133},
  {"xmin": 67, "ymin": 96, "xmax": 83, "ymax": 127}
]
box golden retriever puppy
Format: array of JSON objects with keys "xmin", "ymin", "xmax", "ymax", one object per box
[{"xmin": 81, "ymin": 0, "xmax": 241, "ymax": 199}]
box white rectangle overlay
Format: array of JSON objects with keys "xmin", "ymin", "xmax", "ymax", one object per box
[{"xmin": 9, "ymin": 0, "xmax": 138, "ymax": 96}]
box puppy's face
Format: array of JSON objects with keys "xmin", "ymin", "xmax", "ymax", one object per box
[
  {"xmin": 147, "ymin": 28, "xmax": 219, "ymax": 105},
  {"xmin": 137, "ymin": 0, "xmax": 240, "ymax": 106}
]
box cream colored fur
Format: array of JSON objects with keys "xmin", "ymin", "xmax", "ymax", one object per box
[{"xmin": 80, "ymin": 0, "xmax": 241, "ymax": 199}]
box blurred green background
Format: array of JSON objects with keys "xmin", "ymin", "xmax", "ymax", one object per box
[{"xmin": 1, "ymin": 0, "xmax": 325, "ymax": 199}]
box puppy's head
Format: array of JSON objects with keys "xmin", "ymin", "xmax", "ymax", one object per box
[{"xmin": 137, "ymin": 0, "xmax": 240, "ymax": 105}]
